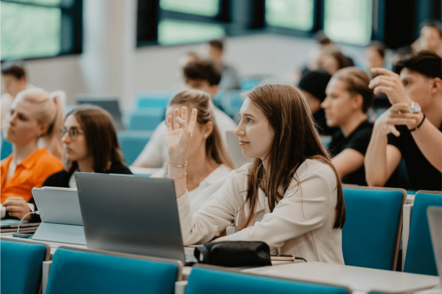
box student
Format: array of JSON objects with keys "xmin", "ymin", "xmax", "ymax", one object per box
[
  {"xmin": 365, "ymin": 41, "xmax": 386, "ymax": 74},
  {"xmin": 166, "ymin": 84, "xmax": 346, "ymax": 263},
  {"xmin": 205, "ymin": 39, "xmax": 240, "ymax": 90},
  {"xmin": 152, "ymin": 90, "xmax": 234, "ymax": 212},
  {"xmin": 321, "ymin": 67, "xmax": 374, "ymax": 186},
  {"xmin": 1, "ymin": 89, "xmax": 64, "ymax": 218},
  {"xmin": 1, "ymin": 63, "xmax": 33, "ymax": 129},
  {"xmin": 319, "ymin": 47, "xmax": 349, "ymax": 76},
  {"xmin": 5, "ymin": 105, "xmax": 133, "ymax": 221},
  {"xmin": 133, "ymin": 59, "xmax": 237, "ymax": 168},
  {"xmin": 365, "ymin": 51, "xmax": 442, "ymax": 190},
  {"xmin": 412, "ymin": 20, "xmax": 442, "ymax": 57},
  {"xmin": 298, "ymin": 70, "xmax": 336, "ymax": 136}
]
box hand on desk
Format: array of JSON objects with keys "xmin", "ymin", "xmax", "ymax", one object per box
[{"xmin": 3, "ymin": 197, "xmax": 32, "ymax": 220}]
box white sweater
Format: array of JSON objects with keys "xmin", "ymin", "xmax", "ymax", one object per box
[{"xmin": 177, "ymin": 159, "xmax": 345, "ymax": 264}]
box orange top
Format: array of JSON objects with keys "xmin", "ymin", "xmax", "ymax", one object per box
[{"xmin": 1, "ymin": 148, "xmax": 63, "ymax": 203}]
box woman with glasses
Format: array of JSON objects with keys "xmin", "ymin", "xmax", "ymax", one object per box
[
  {"xmin": 1, "ymin": 88, "xmax": 64, "ymax": 219},
  {"xmin": 5, "ymin": 105, "xmax": 132, "ymax": 221}
]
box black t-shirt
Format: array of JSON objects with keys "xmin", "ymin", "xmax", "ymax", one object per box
[
  {"xmin": 388, "ymin": 124, "xmax": 442, "ymax": 191},
  {"xmin": 313, "ymin": 109, "xmax": 338, "ymax": 137},
  {"xmin": 328, "ymin": 120, "xmax": 373, "ymax": 186}
]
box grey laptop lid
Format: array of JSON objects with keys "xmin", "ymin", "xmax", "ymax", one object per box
[
  {"xmin": 427, "ymin": 206, "xmax": 442, "ymax": 284},
  {"xmin": 75, "ymin": 173, "xmax": 185, "ymax": 262},
  {"xmin": 32, "ymin": 187, "xmax": 82, "ymax": 226},
  {"xmin": 76, "ymin": 94, "xmax": 124, "ymax": 130},
  {"xmin": 226, "ymin": 131, "xmax": 250, "ymax": 169}
]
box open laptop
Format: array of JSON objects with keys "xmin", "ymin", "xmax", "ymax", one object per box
[
  {"xmin": 76, "ymin": 94, "xmax": 124, "ymax": 129},
  {"xmin": 427, "ymin": 206, "xmax": 442, "ymax": 284},
  {"xmin": 225, "ymin": 131, "xmax": 250, "ymax": 169},
  {"xmin": 31, "ymin": 187, "xmax": 86, "ymax": 245},
  {"xmin": 75, "ymin": 173, "xmax": 197, "ymax": 265}
]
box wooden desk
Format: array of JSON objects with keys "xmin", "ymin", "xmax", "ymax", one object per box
[{"xmin": 242, "ymin": 262, "xmax": 440, "ymax": 294}]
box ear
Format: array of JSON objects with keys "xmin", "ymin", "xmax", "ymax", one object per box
[
  {"xmin": 203, "ymin": 121, "xmax": 214, "ymax": 138},
  {"xmin": 210, "ymin": 85, "xmax": 219, "ymax": 99},
  {"xmin": 37, "ymin": 122, "xmax": 50, "ymax": 137},
  {"xmin": 352, "ymin": 94, "xmax": 364, "ymax": 111},
  {"xmin": 430, "ymin": 77, "xmax": 442, "ymax": 95}
]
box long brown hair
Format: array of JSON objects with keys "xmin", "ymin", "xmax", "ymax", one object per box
[
  {"xmin": 169, "ymin": 90, "xmax": 234, "ymax": 169},
  {"xmin": 64, "ymin": 105, "xmax": 125, "ymax": 173},
  {"xmin": 240, "ymin": 84, "xmax": 346, "ymax": 229}
]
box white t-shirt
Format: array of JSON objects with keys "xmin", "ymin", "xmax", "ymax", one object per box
[
  {"xmin": 134, "ymin": 106, "xmax": 237, "ymax": 168},
  {"xmin": 152, "ymin": 164, "xmax": 231, "ymax": 213}
]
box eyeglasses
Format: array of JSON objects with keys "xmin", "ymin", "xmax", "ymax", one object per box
[{"xmin": 60, "ymin": 127, "xmax": 84, "ymax": 140}]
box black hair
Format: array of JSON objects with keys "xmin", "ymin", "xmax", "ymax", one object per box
[
  {"xmin": 393, "ymin": 51, "xmax": 442, "ymax": 79},
  {"xmin": 208, "ymin": 39, "xmax": 224, "ymax": 51},
  {"xmin": 1, "ymin": 65, "xmax": 26, "ymax": 80},
  {"xmin": 183, "ymin": 59, "xmax": 221, "ymax": 86},
  {"xmin": 420, "ymin": 20, "xmax": 442, "ymax": 38}
]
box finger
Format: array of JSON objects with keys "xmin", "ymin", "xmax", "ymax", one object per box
[
  {"xmin": 167, "ymin": 115, "xmax": 173, "ymax": 132},
  {"xmin": 389, "ymin": 112, "xmax": 419, "ymax": 119},
  {"xmin": 389, "ymin": 125, "xmax": 401, "ymax": 137},
  {"xmin": 371, "ymin": 67, "xmax": 397, "ymax": 77},
  {"xmin": 175, "ymin": 117, "xmax": 189, "ymax": 131},
  {"xmin": 181, "ymin": 106, "xmax": 187, "ymax": 123},
  {"xmin": 5, "ymin": 205, "xmax": 22, "ymax": 212},
  {"xmin": 373, "ymin": 86, "xmax": 393, "ymax": 95},
  {"xmin": 391, "ymin": 103, "xmax": 412, "ymax": 112},
  {"xmin": 370, "ymin": 77, "xmax": 396, "ymax": 89},
  {"xmin": 173, "ymin": 108, "xmax": 180, "ymax": 130},
  {"xmin": 386, "ymin": 118, "xmax": 417, "ymax": 125},
  {"xmin": 3, "ymin": 199, "xmax": 23, "ymax": 207},
  {"xmin": 188, "ymin": 108, "xmax": 198, "ymax": 134}
]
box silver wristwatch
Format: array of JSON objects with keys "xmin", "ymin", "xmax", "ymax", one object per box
[{"xmin": 406, "ymin": 102, "xmax": 421, "ymax": 114}]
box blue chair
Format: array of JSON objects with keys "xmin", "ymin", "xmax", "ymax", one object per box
[
  {"xmin": 128, "ymin": 109, "xmax": 165, "ymax": 131},
  {"xmin": 404, "ymin": 191, "xmax": 442, "ymax": 276},
  {"xmin": 1, "ymin": 238, "xmax": 50, "ymax": 294},
  {"xmin": 220, "ymin": 91, "xmax": 243, "ymax": 118},
  {"xmin": 240, "ymin": 78, "xmax": 261, "ymax": 91},
  {"xmin": 135, "ymin": 91, "xmax": 172, "ymax": 109},
  {"xmin": 1, "ymin": 133, "xmax": 12, "ymax": 160},
  {"xmin": 185, "ymin": 266, "xmax": 349, "ymax": 294},
  {"xmin": 118, "ymin": 130, "xmax": 152, "ymax": 165},
  {"xmin": 342, "ymin": 187, "xmax": 405, "ymax": 270},
  {"xmin": 46, "ymin": 247, "xmax": 181, "ymax": 294}
]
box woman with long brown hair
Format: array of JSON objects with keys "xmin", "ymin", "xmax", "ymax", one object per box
[
  {"xmin": 7, "ymin": 105, "xmax": 132, "ymax": 221},
  {"xmin": 167, "ymin": 84, "xmax": 346, "ymax": 264},
  {"xmin": 152, "ymin": 90, "xmax": 234, "ymax": 213}
]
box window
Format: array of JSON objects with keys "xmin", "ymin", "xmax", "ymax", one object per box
[
  {"xmin": 1, "ymin": 0, "xmax": 83, "ymax": 60},
  {"xmin": 265, "ymin": 0, "xmax": 314, "ymax": 31},
  {"xmin": 159, "ymin": 0, "xmax": 219, "ymax": 17},
  {"xmin": 323, "ymin": 0, "xmax": 372, "ymax": 45}
]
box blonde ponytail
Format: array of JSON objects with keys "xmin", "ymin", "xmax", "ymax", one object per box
[{"xmin": 44, "ymin": 92, "xmax": 64, "ymax": 159}]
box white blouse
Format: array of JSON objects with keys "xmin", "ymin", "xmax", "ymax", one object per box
[
  {"xmin": 151, "ymin": 164, "xmax": 231, "ymax": 213},
  {"xmin": 177, "ymin": 159, "xmax": 345, "ymax": 264}
]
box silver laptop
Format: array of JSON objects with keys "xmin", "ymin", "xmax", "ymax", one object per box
[
  {"xmin": 76, "ymin": 94, "xmax": 124, "ymax": 130},
  {"xmin": 75, "ymin": 173, "xmax": 195, "ymax": 264},
  {"xmin": 226, "ymin": 131, "xmax": 250, "ymax": 169},
  {"xmin": 32, "ymin": 187, "xmax": 86, "ymax": 245},
  {"xmin": 428, "ymin": 206, "xmax": 442, "ymax": 284}
]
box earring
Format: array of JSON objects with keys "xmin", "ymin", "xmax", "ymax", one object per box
[{"xmin": 204, "ymin": 134, "xmax": 208, "ymax": 138}]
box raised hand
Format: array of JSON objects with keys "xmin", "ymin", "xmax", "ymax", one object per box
[
  {"xmin": 369, "ymin": 68, "xmax": 413, "ymax": 105},
  {"xmin": 166, "ymin": 106, "xmax": 198, "ymax": 165}
]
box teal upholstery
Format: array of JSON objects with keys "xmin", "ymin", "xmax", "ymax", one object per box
[
  {"xmin": 128, "ymin": 109, "xmax": 165, "ymax": 131},
  {"xmin": 135, "ymin": 91, "xmax": 172, "ymax": 108},
  {"xmin": 404, "ymin": 192, "xmax": 442, "ymax": 275},
  {"xmin": 240, "ymin": 78, "xmax": 260, "ymax": 91},
  {"xmin": 220, "ymin": 91, "xmax": 243, "ymax": 118},
  {"xmin": 185, "ymin": 267, "xmax": 349, "ymax": 294},
  {"xmin": 46, "ymin": 248, "xmax": 179, "ymax": 294},
  {"xmin": 342, "ymin": 188, "xmax": 404, "ymax": 270},
  {"xmin": 1, "ymin": 134, "xmax": 12, "ymax": 160},
  {"xmin": 1, "ymin": 240, "xmax": 48, "ymax": 294},
  {"xmin": 117, "ymin": 130, "xmax": 152, "ymax": 165}
]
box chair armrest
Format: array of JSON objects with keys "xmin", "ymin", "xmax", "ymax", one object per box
[
  {"xmin": 42, "ymin": 260, "xmax": 52, "ymax": 294},
  {"xmin": 402, "ymin": 204, "xmax": 414, "ymax": 271},
  {"xmin": 175, "ymin": 280, "xmax": 188, "ymax": 294}
]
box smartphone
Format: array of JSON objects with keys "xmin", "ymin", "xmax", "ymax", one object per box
[
  {"xmin": 12, "ymin": 232, "xmax": 34, "ymax": 238},
  {"xmin": 270, "ymin": 255, "xmax": 295, "ymax": 261}
]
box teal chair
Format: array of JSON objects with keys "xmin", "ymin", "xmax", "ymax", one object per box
[
  {"xmin": 128, "ymin": 109, "xmax": 165, "ymax": 131},
  {"xmin": 1, "ymin": 238, "xmax": 50, "ymax": 294},
  {"xmin": 404, "ymin": 191, "xmax": 442, "ymax": 276},
  {"xmin": 185, "ymin": 266, "xmax": 349, "ymax": 294},
  {"xmin": 46, "ymin": 247, "xmax": 182, "ymax": 294},
  {"xmin": 117, "ymin": 130, "xmax": 152, "ymax": 165},
  {"xmin": 1, "ymin": 133, "xmax": 12, "ymax": 160},
  {"xmin": 342, "ymin": 187, "xmax": 406, "ymax": 270},
  {"xmin": 135, "ymin": 91, "xmax": 172, "ymax": 108}
]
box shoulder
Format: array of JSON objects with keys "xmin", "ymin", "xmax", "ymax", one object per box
[
  {"xmin": 42, "ymin": 170, "xmax": 70, "ymax": 187},
  {"xmin": 108, "ymin": 162, "xmax": 133, "ymax": 175},
  {"xmin": 292, "ymin": 159, "xmax": 337, "ymax": 188},
  {"xmin": 351, "ymin": 123, "xmax": 373, "ymax": 140},
  {"xmin": 35, "ymin": 149, "xmax": 63, "ymax": 170}
]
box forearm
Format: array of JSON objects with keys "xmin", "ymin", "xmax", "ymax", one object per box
[
  {"xmin": 365, "ymin": 128, "xmax": 390, "ymax": 186},
  {"xmin": 411, "ymin": 118, "xmax": 442, "ymax": 172},
  {"xmin": 168, "ymin": 165, "xmax": 187, "ymax": 198}
]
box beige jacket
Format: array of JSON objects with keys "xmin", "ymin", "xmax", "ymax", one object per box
[{"xmin": 177, "ymin": 159, "xmax": 345, "ymax": 264}]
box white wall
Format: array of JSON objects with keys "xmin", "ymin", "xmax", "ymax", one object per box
[{"xmin": 21, "ymin": 0, "xmax": 368, "ymax": 110}]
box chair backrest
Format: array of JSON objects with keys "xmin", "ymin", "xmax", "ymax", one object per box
[
  {"xmin": 1, "ymin": 134, "xmax": 12, "ymax": 160},
  {"xmin": 404, "ymin": 191, "xmax": 442, "ymax": 275},
  {"xmin": 185, "ymin": 267, "xmax": 349, "ymax": 294},
  {"xmin": 1, "ymin": 238, "xmax": 50, "ymax": 294},
  {"xmin": 128, "ymin": 109, "xmax": 165, "ymax": 131},
  {"xmin": 46, "ymin": 247, "xmax": 182, "ymax": 294},
  {"xmin": 117, "ymin": 130, "xmax": 152, "ymax": 165},
  {"xmin": 135, "ymin": 91, "xmax": 172, "ymax": 108},
  {"xmin": 342, "ymin": 187, "xmax": 405, "ymax": 270}
]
